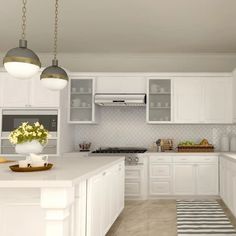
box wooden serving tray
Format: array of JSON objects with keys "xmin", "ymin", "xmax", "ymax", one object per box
[
  {"xmin": 177, "ymin": 145, "xmax": 214, "ymax": 152},
  {"xmin": 9, "ymin": 163, "xmax": 53, "ymax": 172}
]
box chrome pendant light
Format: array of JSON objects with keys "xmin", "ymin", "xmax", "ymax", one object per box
[
  {"xmin": 40, "ymin": 0, "xmax": 69, "ymax": 91},
  {"xmin": 3, "ymin": 0, "xmax": 41, "ymax": 79}
]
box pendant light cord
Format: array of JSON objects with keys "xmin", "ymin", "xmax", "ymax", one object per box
[
  {"xmin": 54, "ymin": 0, "xmax": 59, "ymax": 60},
  {"xmin": 22, "ymin": 0, "xmax": 27, "ymax": 40}
]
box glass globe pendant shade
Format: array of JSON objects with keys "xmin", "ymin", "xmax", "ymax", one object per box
[
  {"xmin": 40, "ymin": 59, "xmax": 68, "ymax": 91},
  {"xmin": 3, "ymin": 39, "xmax": 41, "ymax": 79}
]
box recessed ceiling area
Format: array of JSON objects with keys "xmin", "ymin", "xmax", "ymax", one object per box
[{"xmin": 1, "ymin": 0, "xmax": 236, "ymax": 53}]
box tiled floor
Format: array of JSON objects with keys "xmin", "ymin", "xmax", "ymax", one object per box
[{"xmin": 106, "ymin": 199, "xmax": 236, "ymax": 236}]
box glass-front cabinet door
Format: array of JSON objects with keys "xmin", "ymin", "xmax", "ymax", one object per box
[
  {"xmin": 147, "ymin": 78, "xmax": 173, "ymax": 123},
  {"xmin": 68, "ymin": 76, "xmax": 96, "ymax": 123}
]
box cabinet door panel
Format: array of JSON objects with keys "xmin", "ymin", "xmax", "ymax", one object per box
[
  {"xmin": 1, "ymin": 74, "xmax": 30, "ymax": 107},
  {"xmin": 196, "ymin": 164, "xmax": 218, "ymax": 195},
  {"xmin": 87, "ymin": 173, "xmax": 104, "ymax": 236},
  {"xmin": 204, "ymin": 77, "xmax": 232, "ymax": 123},
  {"xmin": 30, "ymin": 74, "xmax": 60, "ymax": 107},
  {"xmin": 173, "ymin": 164, "xmax": 195, "ymax": 195},
  {"xmin": 150, "ymin": 180, "xmax": 171, "ymax": 195},
  {"xmin": 174, "ymin": 78, "xmax": 203, "ymax": 123}
]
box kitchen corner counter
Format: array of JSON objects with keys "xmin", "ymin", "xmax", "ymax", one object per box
[
  {"xmin": 145, "ymin": 151, "xmax": 225, "ymax": 156},
  {"xmin": 0, "ymin": 156, "xmax": 125, "ymax": 188},
  {"xmin": 221, "ymin": 153, "xmax": 236, "ymax": 161}
]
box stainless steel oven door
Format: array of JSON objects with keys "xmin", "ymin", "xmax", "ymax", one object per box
[{"xmin": 1, "ymin": 109, "xmax": 58, "ymax": 138}]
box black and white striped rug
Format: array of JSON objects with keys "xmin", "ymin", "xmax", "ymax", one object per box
[{"xmin": 177, "ymin": 200, "xmax": 236, "ymax": 235}]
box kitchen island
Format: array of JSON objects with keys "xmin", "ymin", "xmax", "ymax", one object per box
[{"xmin": 0, "ymin": 156, "xmax": 125, "ymax": 236}]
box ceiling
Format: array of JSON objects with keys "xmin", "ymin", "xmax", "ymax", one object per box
[{"xmin": 1, "ymin": 0, "xmax": 236, "ymax": 53}]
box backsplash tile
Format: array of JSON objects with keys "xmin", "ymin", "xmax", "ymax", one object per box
[{"xmin": 74, "ymin": 107, "xmax": 236, "ymax": 151}]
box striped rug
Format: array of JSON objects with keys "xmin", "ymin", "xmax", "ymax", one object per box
[{"xmin": 177, "ymin": 200, "xmax": 236, "ymax": 235}]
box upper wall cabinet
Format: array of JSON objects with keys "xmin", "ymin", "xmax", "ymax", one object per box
[
  {"xmin": 96, "ymin": 76, "xmax": 146, "ymax": 93},
  {"xmin": 0, "ymin": 72, "xmax": 60, "ymax": 108},
  {"xmin": 204, "ymin": 78, "xmax": 232, "ymax": 123},
  {"xmin": 68, "ymin": 76, "xmax": 97, "ymax": 123},
  {"xmin": 173, "ymin": 76, "xmax": 233, "ymax": 124},
  {"xmin": 147, "ymin": 78, "xmax": 173, "ymax": 123},
  {"xmin": 174, "ymin": 77, "xmax": 204, "ymax": 123}
]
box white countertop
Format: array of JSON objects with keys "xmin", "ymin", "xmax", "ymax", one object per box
[
  {"xmin": 221, "ymin": 153, "xmax": 236, "ymax": 161},
  {"xmin": 145, "ymin": 151, "xmax": 236, "ymax": 156},
  {"xmin": 0, "ymin": 156, "xmax": 124, "ymax": 188}
]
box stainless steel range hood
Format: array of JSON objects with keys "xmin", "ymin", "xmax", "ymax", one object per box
[{"xmin": 94, "ymin": 93, "xmax": 146, "ymax": 106}]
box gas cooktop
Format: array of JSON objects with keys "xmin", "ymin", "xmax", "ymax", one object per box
[{"xmin": 91, "ymin": 147, "xmax": 147, "ymax": 154}]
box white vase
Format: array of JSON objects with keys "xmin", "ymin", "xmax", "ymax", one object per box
[{"xmin": 15, "ymin": 140, "xmax": 43, "ymax": 154}]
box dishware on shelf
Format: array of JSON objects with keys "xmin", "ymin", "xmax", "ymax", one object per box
[
  {"xmin": 72, "ymin": 98, "xmax": 81, "ymax": 107},
  {"xmin": 150, "ymin": 102, "xmax": 155, "ymax": 107},
  {"xmin": 160, "ymin": 88, "xmax": 165, "ymax": 93},
  {"xmin": 79, "ymin": 87, "xmax": 84, "ymax": 92},
  {"xmin": 88, "ymin": 88, "xmax": 92, "ymax": 93},
  {"xmin": 72, "ymin": 87, "xmax": 76, "ymax": 93},
  {"xmin": 165, "ymin": 102, "xmax": 169, "ymax": 107},
  {"xmin": 150, "ymin": 84, "xmax": 160, "ymax": 93},
  {"xmin": 9, "ymin": 163, "xmax": 53, "ymax": 172},
  {"xmin": 82, "ymin": 102, "xmax": 87, "ymax": 107},
  {"xmin": 157, "ymin": 102, "xmax": 161, "ymax": 107}
]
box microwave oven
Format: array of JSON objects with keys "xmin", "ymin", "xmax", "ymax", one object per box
[{"xmin": 1, "ymin": 109, "xmax": 58, "ymax": 136}]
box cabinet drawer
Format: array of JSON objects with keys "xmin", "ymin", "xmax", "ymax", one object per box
[
  {"xmin": 149, "ymin": 156, "xmax": 172, "ymax": 163},
  {"xmin": 150, "ymin": 164, "xmax": 171, "ymax": 178},
  {"xmin": 193, "ymin": 156, "xmax": 218, "ymax": 163},
  {"xmin": 173, "ymin": 156, "xmax": 218, "ymax": 163},
  {"xmin": 125, "ymin": 169, "xmax": 141, "ymax": 179},
  {"xmin": 150, "ymin": 180, "xmax": 171, "ymax": 195},
  {"xmin": 173, "ymin": 156, "xmax": 194, "ymax": 163},
  {"xmin": 125, "ymin": 182, "xmax": 141, "ymax": 195}
]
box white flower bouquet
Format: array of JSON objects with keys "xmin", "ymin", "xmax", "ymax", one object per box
[{"xmin": 9, "ymin": 122, "xmax": 50, "ymax": 145}]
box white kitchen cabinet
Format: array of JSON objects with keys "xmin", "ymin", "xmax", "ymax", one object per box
[
  {"xmin": 173, "ymin": 76, "xmax": 233, "ymax": 124},
  {"xmin": 0, "ymin": 73, "xmax": 30, "ymax": 107},
  {"xmin": 173, "ymin": 156, "xmax": 219, "ymax": 195},
  {"xmin": 148, "ymin": 155, "xmax": 219, "ymax": 196},
  {"xmin": 96, "ymin": 76, "xmax": 146, "ymax": 93},
  {"xmin": 148, "ymin": 155, "xmax": 173, "ymax": 196},
  {"xmin": 147, "ymin": 78, "xmax": 173, "ymax": 123},
  {"xmin": 68, "ymin": 76, "xmax": 97, "ymax": 123},
  {"xmin": 30, "ymin": 74, "xmax": 60, "ymax": 107},
  {"xmin": 204, "ymin": 77, "xmax": 232, "ymax": 123},
  {"xmin": 173, "ymin": 164, "xmax": 195, "ymax": 195},
  {"xmin": 87, "ymin": 161, "xmax": 124, "ymax": 236},
  {"xmin": 174, "ymin": 77, "xmax": 203, "ymax": 123},
  {"xmin": 0, "ymin": 72, "xmax": 60, "ymax": 108},
  {"xmin": 125, "ymin": 165, "xmax": 147, "ymax": 199},
  {"xmin": 196, "ymin": 163, "xmax": 218, "ymax": 195},
  {"xmin": 220, "ymin": 156, "xmax": 236, "ymax": 217}
]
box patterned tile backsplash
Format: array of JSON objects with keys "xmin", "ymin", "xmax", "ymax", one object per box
[{"xmin": 74, "ymin": 107, "xmax": 236, "ymax": 151}]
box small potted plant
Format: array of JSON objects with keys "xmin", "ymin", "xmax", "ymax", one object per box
[{"xmin": 9, "ymin": 122, "xmax": 50, "ymax": 154}]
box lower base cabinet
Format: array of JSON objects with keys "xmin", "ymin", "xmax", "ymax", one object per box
[
  {"xmin": 173, "ymin": 164, "xmax": 195, "ymax": 195},
  {"xmin": 149, "ymin": 155, "xmax": 219, "ymax": 196},
  {"xmin": 87, "ymin": 161, "xmax": 124, "ymax": 236},
  {"xmin": 220, "ymin": 156, "xmax": 236, "ymax": 217}
]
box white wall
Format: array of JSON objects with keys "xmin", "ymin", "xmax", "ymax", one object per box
[{"xmin": 1, "ymin": 53, "xmax": 236, "ymax": 72}]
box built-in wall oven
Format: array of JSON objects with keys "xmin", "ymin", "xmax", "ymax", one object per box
[{"xmin": 1, "ymin": 109, "xmax": 58, "ymax": 155}]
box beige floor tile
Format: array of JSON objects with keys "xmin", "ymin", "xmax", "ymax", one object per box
[{"xmin": 106, "ymin": 199, "xmax": 236, "ymax": 236}]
